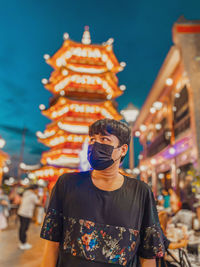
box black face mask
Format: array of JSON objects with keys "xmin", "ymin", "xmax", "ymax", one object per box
[{"xmin": 87, "ymin": 142, "xmax": 120, "ymax": 170}]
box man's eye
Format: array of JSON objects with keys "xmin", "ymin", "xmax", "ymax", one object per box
[{"xmin": 102, "ymin": 137, "xmax": 109, "ymax": 141}]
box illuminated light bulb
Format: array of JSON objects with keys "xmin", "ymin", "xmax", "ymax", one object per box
[
  {"xmin": 39, "ymin": 104, "xmax": 46, "ymax": 110},
  {"xmin": 36, "ymin": 131, "xmax": 41, "ymax": 137},
  {"xmin": 3, "ymin": 166, "xmax": 9, "ymax": 173},
  {"xmin": 20, "ymin": 162, "xmax": 26, "ymax": 169},
  {"xmin": 106, "ymin": 45, "xmax": 112, "ymax": 52},
  {"xmin": 175, "ymin": 93, "xmax": 180, "ymax": 98},
  {"xmin": 133, "ymin": 168, "xmax": 140, "ymax": 174},
  {"xmin": 140, "ymin": 124, "xmax": 147, "ymax": 132},
  {"xmin": 63, "ymin": 32, "xmax": 69, "ymax": 40},
  {"xmin": 173, "ymin": 106, "xmax": 177, "ymax": 112},
  {"xmin": 150, "ymin": 158, "xmax": 157, "ymax": 165},
  {"xmin": 120, "ymin": 62, "xmax": 126, "ymax": 67},
  {"xmin": 169, "ymin": 147, "xmax": 176, "ymax": 155},
  {"xmin": 60, "ymin": 90, "xmax": 65, "ymax": 96},
  {"xmin": 150, "ymin": 107, "xmax": 156, "ymax": 114},
  {"xmin": 28, "ymin": 173, "xmax": 35, "ymax": 179},
  {"xmin": 120, "ymin": 85, "xmax": 126, "ymax": 91},
  {"xmin": 107, "ymin": 38, "xmax": 114, "ymax": 45},
  {"xmin": 62, "ymin": 69, "xmax": 69, "ymax": 76},
  {"xmin": 153, "ymin": 101, "xmax": 163, "ymax": 110},
  {"xmin": 43, "ymin": 54, "xmax": 50, "ymax": 60},
  {"xmin": 138, "ymin": 154, "xmax": 143, "ymax": 160},
  {"xmin": 158, "ymin": 173, "xmax": 164, "ymax": 179},
  {"xmin": 135, "ymin": 131, "xmax": 141, "ymax": 137},
  {"xmin": 126, "ymin": 169, "xmax": 132, "ymax": 174},
  {"xmin": 177, "ymin": 168, "xmax": 181, "ymax": 174},
  {"xmin": 107, "ymin": 94, "xmax": 112, "ymax": 100},
  {"xmin": 23, "ymin": 178, "xmax": 30, "ymax": 184},
  {"xmin": 166, "ymin": 78, "xmax": 173, "ymax": 86},
  {"xmin": 52, "ymin": 111, "xmax": 57, "ymax": 118},
  {"xmin": 107, "ymin": 61, "xmax": 113, "ymax": 70},
  {"xmin": 140, "ymin": 165, "xmax": 147, "ymax": 171},
  {"xmin": 0, "ymin": 138, "xmax": 5, "ymax": 148},
  {"xmin": 9, "ymin": 177, "xmax": 15, "ymax": 184},
  {"xmin": 102, "ymin": 54, "xmax": 108, "ymax": 62},
  {"xmin": 155, "ymin": 123, "xmax": 162, "ymax": 130},
  {"xmin": 41, "ymin": 78, "xmax": 48, "ymax": 84}
]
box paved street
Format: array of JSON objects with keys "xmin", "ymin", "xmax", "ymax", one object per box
[{"xmin": 0, "ymin": 219, "xmax": 45, "ymax": 267}]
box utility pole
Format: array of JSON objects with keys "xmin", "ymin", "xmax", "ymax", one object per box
[{"xmin": 17, "ymin": 127, "xmax": 27, "ymax": 179}]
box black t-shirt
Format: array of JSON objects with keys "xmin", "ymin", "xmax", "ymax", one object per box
[{"xmin": 40, "ymin": 171, "xmax": 165, "ymax": 266}]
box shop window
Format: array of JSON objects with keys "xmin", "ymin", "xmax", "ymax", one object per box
[{"xmin": 173, "ymin": 86, "xmax": 190, "ymax": 137}]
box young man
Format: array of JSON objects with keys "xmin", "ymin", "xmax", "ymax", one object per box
[
  {"xmin": 41, "ymin": 119, "xmax": 165, "ymax": 267},
  {"xmin": 18, "ymin": 184, "xmax": 41, "ymax": 250}
]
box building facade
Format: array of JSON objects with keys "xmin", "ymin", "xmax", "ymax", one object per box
[{"xmin": 133, "ymin": 18, "xmax": 200, "ymax": 195}]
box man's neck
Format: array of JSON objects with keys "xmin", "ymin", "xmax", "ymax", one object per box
[
  {"xmin": 92, "ymin": 163, "xmax": 120, "ymax": 181},
  {"xmin": 91, "ymin": 163, "xmax": 124, "ymax": 191}
]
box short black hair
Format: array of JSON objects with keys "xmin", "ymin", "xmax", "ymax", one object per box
[
  {"xmin": 181, "ymin": 202, "xmax": 191, "ymax": 210},
  {"xmin": 89, "ymin": 119, "xmax": 131, "ymax": 162}
]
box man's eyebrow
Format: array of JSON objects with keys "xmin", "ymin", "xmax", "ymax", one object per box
[{"xmin": 100, "ymin": 134, "xmax": 111, "ymax": 138}]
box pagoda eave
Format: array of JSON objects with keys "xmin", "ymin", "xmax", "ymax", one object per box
[
  {"xmin": 30, "ymin": 165, "xmax": 78, "ymax": 182},
  {"xmin": 46, "ymin": 39, "xmax": 122, "ymax": 73},
  {"xmin": 42, "ymin": 98, "xmax": 122, "ymax": 121}
]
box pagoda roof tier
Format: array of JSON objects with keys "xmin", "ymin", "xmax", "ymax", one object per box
[
  {"xmin": 44, "ymin": 69, "xmax": 123, "ymax": 100},
  {"xmin": 31, "ymin": 165, "xmax": 78, "ymax": 181},
  {"xmin": 41, "ymin": 147, "xmax": 81, "ymax": 165},
  {"xmin": 42, "ymin": 97, "xmax": 122, "ymax": 121},
  {"xmin": 37, "ymin": 120, "xmax": 91, "ymax": 140},
  {"xmin": 38, "ymin": 130, "xmax": 89, "ymax": 148},
  {"xmin": 47, "ymin": 154, "xmax": 80, "ymax": 168},
  {"xmin": 46, "ymin": 39, "xmax": 123, "ymax": 73}
]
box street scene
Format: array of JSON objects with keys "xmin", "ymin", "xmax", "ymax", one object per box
[{"xmin": 0, "ymin": 1, "xmax": 200, "ymax": 266}]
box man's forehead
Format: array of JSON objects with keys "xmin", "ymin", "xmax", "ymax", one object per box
[
  {"xmin": 90, "ymin": 132, "xmax": 112, "ymax": 137},
  {"xmin": 90, "ymin": 133, "xmax": 119, "ymax": 142}
]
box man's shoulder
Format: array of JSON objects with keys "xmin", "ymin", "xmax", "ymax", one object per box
[
  {"xmin": 125, "ymin": 176, "xmax": 150, "ymax": 193},
  {"xmin": 57, "ymin": 171, "xmax": 90, "ymax": 185}
]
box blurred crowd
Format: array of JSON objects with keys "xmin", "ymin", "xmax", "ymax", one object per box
[
  {"xmin": 0, "ymin": 183, "xmax": 50, "ymax": 249},
  {"xmin": 155, "ymin": 175, "xmax": 200, "ymax": 266}
]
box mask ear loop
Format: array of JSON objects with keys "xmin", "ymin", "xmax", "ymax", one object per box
[{"xmin": 113, "ymin": 146, "xmax": 122, "ymax": 162}]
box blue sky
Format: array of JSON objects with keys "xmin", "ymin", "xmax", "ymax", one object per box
[{"xmin": 0, "ymin": 0, "xmax": 200, "ymax": 168}]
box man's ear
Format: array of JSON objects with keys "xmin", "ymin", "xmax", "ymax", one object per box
[{"xmin": 121, "ymin": 144, "xmax": 128, "ymax": 157}]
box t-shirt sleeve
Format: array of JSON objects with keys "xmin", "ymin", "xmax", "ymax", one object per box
[
  {"xmin": 40, "ymin": 176, "xmax": 64, "ymax": 242},
  {"xmin": 138, "ymin": 186, "xmax": 165, "ymax": 259}
]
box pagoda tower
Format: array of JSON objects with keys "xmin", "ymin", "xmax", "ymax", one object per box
[{"xmin": 31, "ymin": 27, "xmax": 126, "ymax": 186}]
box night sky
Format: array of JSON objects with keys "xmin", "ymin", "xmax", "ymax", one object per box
[{"xmin": 0, "ymin": 0, "xmax": 200, "ymax": 168}]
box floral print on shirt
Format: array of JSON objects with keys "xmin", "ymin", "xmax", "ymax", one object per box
[
  {"xmin": 139, "ymin": 224, "xmax": 165, "ymax": 258},
  {"xmin": 62, "ymin": 217, "xmax": 139, "ymax": 266},
  {"xmin": 41, "ymin": 210, "xmax": 165, "ymax": 265},
  {"xmin": 40, "ymin": 208, "xmax": 61, "ymax": 242}
]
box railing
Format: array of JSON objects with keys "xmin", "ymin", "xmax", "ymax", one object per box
[
  {"xmin": 146, "ymin": 129, "xmax": 171, "ymax": 158},
  {"xmin": 174, "ymin": 115, "xmax": 190, "ymax": 138}
]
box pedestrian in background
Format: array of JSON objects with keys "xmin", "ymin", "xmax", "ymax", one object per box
[
  {"xmin": 0, "ymin": 187, "xmax": 10, "ymax": 231},
  {"xmin": 162, "ymin": 189, "xmax": 170, "ymax": 209},
  {"xmin": 17, "ymin": 184, "xmax": 42, "ymax": 250}
]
